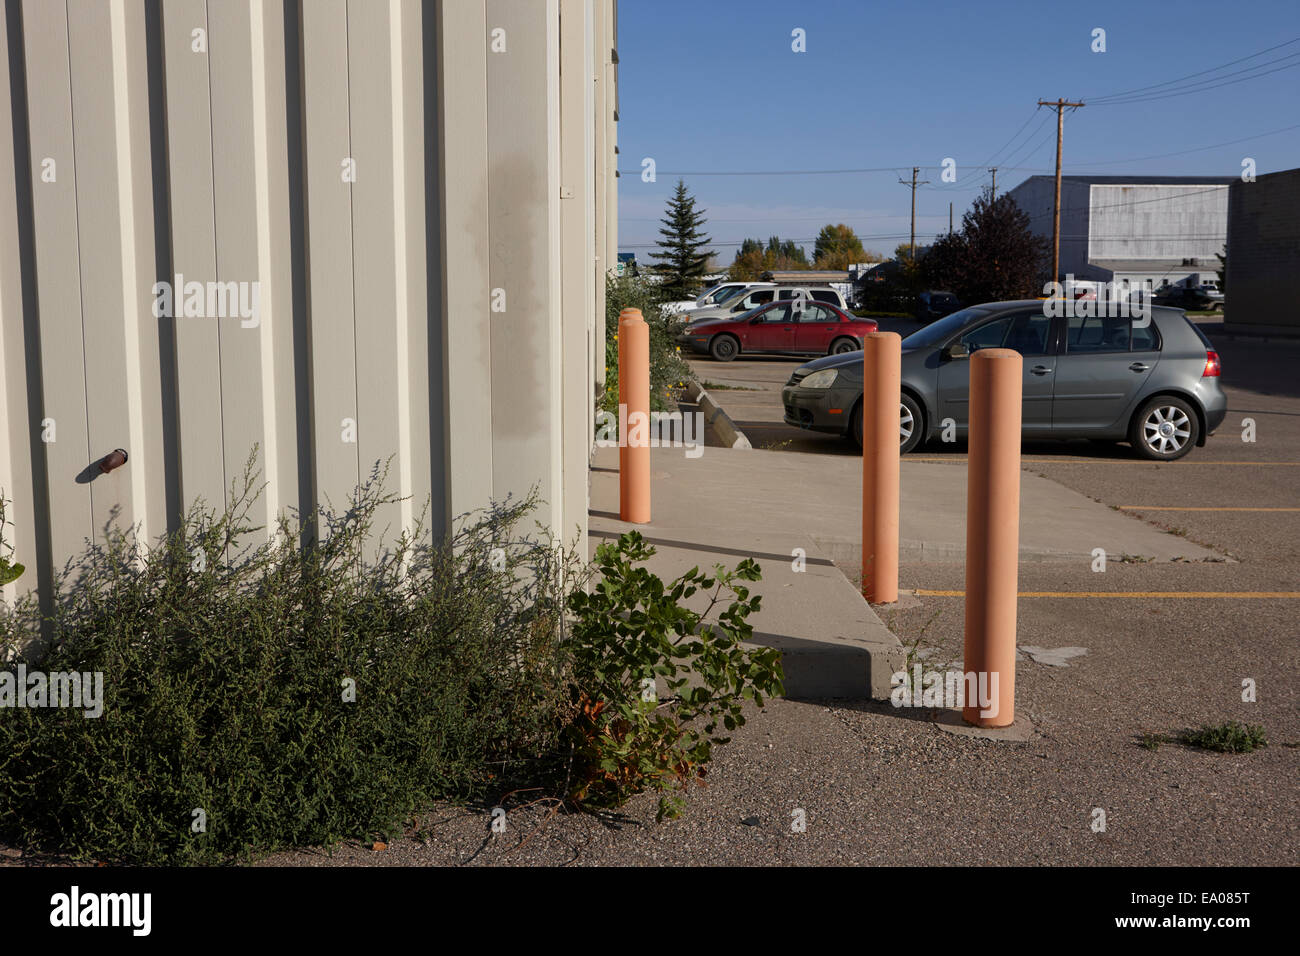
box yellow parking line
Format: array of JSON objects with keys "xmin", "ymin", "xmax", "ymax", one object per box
[
  {"xmin": 915, "ymin": 590, "xmax": 1300, "ymax": 599},
  {"xmin": 1118, "ymin": 506, "xmax": 1300, "ymax": 512}
]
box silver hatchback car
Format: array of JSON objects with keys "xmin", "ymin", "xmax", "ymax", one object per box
[{"xmin": 782, "ymin": 300, "xmax": 1227, "ymax": 461}]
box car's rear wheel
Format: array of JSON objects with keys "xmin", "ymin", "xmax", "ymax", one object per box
[
  {"xmin": 829, "ymin": 337, "xmax": 858, "ymax": 355},
  {"xmin": 900, "ymin": 393, "xmax": 923, "ymax": 454},
  {"xmin": 710, "ymin": 334, "xmax": 739, "ymax": 362},
  {"xmin": 849, "ymin": 394, "xmax": 925, "ymax": 455},
  {"xmin": 1130, "ymin": 396, "xmax": 1198, "ymax": 460}
]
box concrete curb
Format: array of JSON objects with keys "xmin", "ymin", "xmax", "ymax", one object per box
[{"xmin": 685, "ymin": 379, "xmax": 752, "ymax": 449}]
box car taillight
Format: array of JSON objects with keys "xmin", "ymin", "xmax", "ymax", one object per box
[{"xmin": 1203, "ymin": 349, "xmax": 1220, "ymax": 377}]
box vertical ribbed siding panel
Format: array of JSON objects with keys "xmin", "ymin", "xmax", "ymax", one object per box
[
  {"xmin": 604, "ymin": 2, "xmax": 616, "ymax": 288},
  {"xmin": 1, "ymin": 0, "xmax": 606, "ymax": 609},
  {"xmin": 160, "ymin": 0, "xmax": 227, "ymax": 515},
  {"xmin": 398, "ymin": 0, "xmax": 433, "ymax": 532},
  {"xmin": 20, "ymin": 0, "xmax": 94, "ymax": 566},
  {"xmin": 591, "ymin": 0, "xmax": 607, "ymax": 396},
  {"xmin": 257, "ymin": 0, "xmax": 309, "ymax": 526},
  {"xmin": 118, "ymin": 0, "xmax": 171, "ymax": 548},
  {"xmin": 346, "ymin": 0, "xmax": 402, "ymax": 539},
  {"xmin": 0, "ymin": 0, "xmax": 43, "ymax": 606},
  {"xmin": 435, "ymin": 0, "xmax": 492, "ymax": 528},
  {"xmin": 68, "ymin": 0, "xmax": 142, "ymax": 542},
  {"xmin": 485, "ymin": 0, "xmax": 561, "ymax": 533},
  {"xmin": 299, "ymin": 0, "xmax": 358, "ymax": 518},
  {"xmin": 559, "ymin": 0, "xmax": 593, "ymax": 551},
  {"xmin": 207, "ymin": 0, "xmax": 269, "ymax": 527}
]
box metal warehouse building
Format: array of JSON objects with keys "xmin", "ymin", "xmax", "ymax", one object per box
[
  {"xmin": 1224, "ymin": 166, "xmax": 1300, "ymax": 334},
  {"xmin": 0, "ymin": 0, "xmax": 619, "ymax": 604},
  {"xmin": 1007, "ymin": 174, "xmax": 1235, "ymax": 291}
]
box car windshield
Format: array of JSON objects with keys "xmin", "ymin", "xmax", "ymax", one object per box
[
  {"xmin": 902, "ymin": 306, "xmax": 994, "ymax": 349},
  {"xmin": 710, "ymin": 286, "xmax": 746, "ymax": 304}
]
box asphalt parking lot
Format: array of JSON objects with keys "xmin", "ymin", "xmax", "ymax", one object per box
[
  {"xmin": 263, "ymin": 317, "xmax": 1298, "ymax": 867},
  {"xmin": 659, "ymin": 315, "xmax": 1298, "ymax": 865}
]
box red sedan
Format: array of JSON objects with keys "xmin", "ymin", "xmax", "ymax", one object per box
[{"xmin": 677, "ymin": 300, "xmax": 878, "ymax": 362}]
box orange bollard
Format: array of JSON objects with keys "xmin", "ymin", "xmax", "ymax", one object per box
[
  {"xmin": 861, "ymin": 332, "xmax": 900, "ymax": 604},
  {"xmin": 962, "ymin": 348, "xmax": 1021, "ymax": 727},
  {"xmin": 618, "ymin": 307, "xmax": 651, "ymax": 523}
]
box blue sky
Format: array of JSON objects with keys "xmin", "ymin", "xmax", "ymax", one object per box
[{"xmin": 616, "ymin": 0, "xmax": 1300, "ymax": 264}]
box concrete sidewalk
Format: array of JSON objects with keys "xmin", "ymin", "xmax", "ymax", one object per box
[
  {"xmin": 589, "ymin": 445, "xmax": 904, "ymax": 700},
  {"xmin": 589, "ymin": 441, "xmax": 1221, "ymax": 700}
]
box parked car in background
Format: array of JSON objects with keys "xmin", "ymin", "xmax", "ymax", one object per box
[
  {"xmin": 915, "ymin": 290, "xmax": 963, "ymax": 323},
  {"xmin": 1154, "ymin": 285, "xmax": 1223, "ymax": 312},
  {"xmin": 663, "ymin": 281, "xmax": 774, "ymax": 315},
  {"xmin": 678, "ymin": 300, "xmax": 878, "ymax": 362},
  {"xmin": 685, "ymin": 285, "xmax": 849, "ymax": 323},
  {"xmin": 781, "ymin": 300, "xmax": 1226, "ymax": 460}
]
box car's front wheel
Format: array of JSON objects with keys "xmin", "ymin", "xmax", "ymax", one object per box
[
  {"xmin": 710, "ymin": 334, "xmax": 739, "ymax": 362},
  {"xmin": 1130, "ymin": 396, "xmax": 1198, "ymax": 460},
  {"xmin": 850, "ymin": 393, "xmax": 925, "ymax": 454}
]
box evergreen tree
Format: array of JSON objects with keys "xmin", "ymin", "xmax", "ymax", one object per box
[{"xmin": 649, "ymin": 179, "xmax": 712, "ymax": 299}]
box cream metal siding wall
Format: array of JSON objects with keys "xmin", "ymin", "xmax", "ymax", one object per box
[{"xmin": 0, "ymin": 0, "xmax": 613, "ymax": 605}]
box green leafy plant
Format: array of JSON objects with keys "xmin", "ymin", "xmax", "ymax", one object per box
[
  {"xmin": 603, "ymin": 272, "xmax": 693, "ymax": 415},
  {"xmin": 1179, "ymin": 721, "xmax": 1267, "ymax": 753},
  {"xmin": 564, "ymin": 531, "xmax": 783, "ymax": 820},
  {"xmin": 0, "ymin": 494, "xmax": 24, "ymax": 586},
  {"xmin": 0, "ymin": 461, "xmax": 788, "ymax": 861},
  {"xmin": 0, "ymin": 453, "xmax": 573, "ymax": 865}
]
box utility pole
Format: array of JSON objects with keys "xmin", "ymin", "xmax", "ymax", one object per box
[
  {"xmin": 949, "ymin": 202, "xmax": 953, "ymax": 235},
  {"xmin": 989, "ymin": 167, "xmax": 997, "ymax": 196},
  {"xmin": 899, "ymin": 166, "xmax": 929, "ymax": 260},
  {"xmin": 1037, "ymin": 98, "xmax": 1085, "ymax": 284}
]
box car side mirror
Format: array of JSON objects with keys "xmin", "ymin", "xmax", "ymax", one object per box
[{"xmin": 944, "ymin": 342, "xmax": 969, "ymax": 360}]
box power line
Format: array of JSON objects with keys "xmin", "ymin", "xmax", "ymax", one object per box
[
  {"xmin": 616, "ymin": 114, "xmax": 1296, "ymax": 184},
  {"xmin": 930, "ymin": 113, "xmax": 1056, "ymax": 193},
  {"xmin": 973, "ymin": 107, "xmax": 1042, "ymax": 169},
  {"xmin": 1065, "ymin": 123, "xmax": 1300, "ymax": 168},
  {"xmin": 1085, "ymin": 37, "xmax": 1300, "ymax": 102},
  {"xmin": 1089, "ymin": 55, "xmax": 1300, "ymax": 107},
  {"xmin": 615, "ymin": 164, "xmax": 924, "ymax": 177}
]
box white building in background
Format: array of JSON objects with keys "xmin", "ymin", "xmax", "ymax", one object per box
[{"xmin": 1007, "ymin": 175, "xmax": 1235, "ymax": 292}]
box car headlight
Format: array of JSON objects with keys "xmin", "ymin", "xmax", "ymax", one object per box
[{"xmin": 799, "ymin": 369, "xmax": 839, "ymax": 389}]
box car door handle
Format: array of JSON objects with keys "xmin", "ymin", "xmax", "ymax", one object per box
[
  {"xmin": 1030, "ymin": 365, "xmax": 1053, "ymax": 375},
  {"xmin": 1129, "ymin": 362, "xmax": 1150, "ymax": 372}
]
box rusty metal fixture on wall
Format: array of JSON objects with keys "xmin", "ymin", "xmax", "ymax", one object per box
[{"xmin": 99, "ymin": 448, "xmax": 129, "ymax": 474}]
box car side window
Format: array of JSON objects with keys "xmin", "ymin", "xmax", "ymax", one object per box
[
  {"xmin": 1131, "ymin": 322, "xmax": 1159, "ymax": 351},
  {"xmin": 1068, "ymin": 314, "xmax": 1131, "ymax": 353},
  {"xmin": 797, "ymin": 304, "xmax": 834, "ymax": 322},
  {"xmin": 810, "ymin": 290, "xmax": 836, "ymax": 304},
  {"xmin": 961, "ymin": 317, "xmax": 1011, "ymax": 351},
  {"xmin": 1003, "ymin": 311, "xmax": 1052, "ymax": 356},
  {"xmin": 762, "ymin": 303, "xmax": 793, "ymax": 322},
  {"xmin": 737, "ymin": 290, "xmax": 774, "ymax": 310}
]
